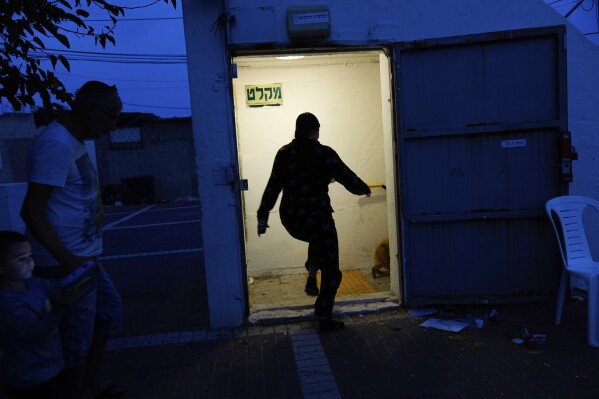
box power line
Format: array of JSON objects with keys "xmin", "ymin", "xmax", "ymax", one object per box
[
  {"xmin": 54, "ymin": 72, "xmax": 188, "ymax": 83},
  {"xmin": 35, "ymin": 57, "xmax": 186, "ymax": 64},
  {"xmin": 30, "ymin": 48, "xmax": 187, "ymax": 65},
  {"xmin": 85, "ymin": 17, "xmax": 182, "ymax": 22},
  {"xmin": 119, "ymin": 0, "xmax": 162, "ymax": 10},
  {"xmin": 35, "ymin": 48, "xmax": 186, "ymax": 58},
  {"xmin": 564, "ymin": 0, "xmax": 586, "ymax": 17},
  {"xmin": 122, "ymin": 102, "xmax": 190, "ymax": 110}
]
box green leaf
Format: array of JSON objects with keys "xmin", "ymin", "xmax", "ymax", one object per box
[
  {"xmin": 29, "ymin": 60, "xmax": 38, "ymax": 73},
  {"xmin": 0, "ymin": 0, "xmax": 134, "ymax": 112},
  {"xmin": 19, "ymin": 40, "xmax": 32, "ymax": 54},
  {"xmin": 32, "ymin": 37, "xmax": 46, "ymax": 50},
  {"xmin": 62, "ymin": 13, "xmax": 86, "ymax": 28},
  {"xmin": 23, "ymin": 23, "xmax": 34, "ymax": 36},
  {"xmin": 33, "ymin": 24, "xmax": 47, "ymax": 36},
  {"xmin": 58, "ymin": 55, "xmax": 70, "ymax": 72},
  {"xmin": 8, "ymin": 96, "xmax": 23, "ymax": 111},
  {"xmin": 76, "ymin": 9, "xmax": 89, "ymax": 18},
  {"xmin": 4, "ymin": 19, "xmax": 19, "ymax": 40},
  {"xmin": 59, "ymin": 0, "xmax": 73, "ymax": 10},
  {"xmin": 53, "ymin": 32, "xmax": 71, "ymax": 49}
]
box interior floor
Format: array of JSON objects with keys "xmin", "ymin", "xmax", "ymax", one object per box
[{"xmin": 249, "ymin": 268, "xmax": 390, "ymax": 310}]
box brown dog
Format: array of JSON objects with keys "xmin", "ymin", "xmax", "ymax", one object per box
[{"xmin": 371, "ymin": 236, "xmax": 390, "ymax": 278}]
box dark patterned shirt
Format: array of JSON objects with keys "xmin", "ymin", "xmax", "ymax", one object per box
[{"xmin": 257, "ymin": 138, "xmax": 371, "ymax": 223}]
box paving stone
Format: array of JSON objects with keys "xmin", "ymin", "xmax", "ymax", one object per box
[{"xmin": 6, "ymin": 203, "xmax": 596, "ymax": 399}]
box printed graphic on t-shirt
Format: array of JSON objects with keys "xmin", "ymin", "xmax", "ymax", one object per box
[{"xmin": 76, "ymin": 154, "xmax": 102, "ymax": 244}]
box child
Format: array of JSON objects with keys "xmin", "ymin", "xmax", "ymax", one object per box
[{"xmin": 0, "ymin": 231, "xmax": 70, "ymax": 399}]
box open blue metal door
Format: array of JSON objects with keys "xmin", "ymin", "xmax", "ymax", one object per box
[{"xmin": 394, "ymin": 26, "xmax": 568, "ymax": 305}]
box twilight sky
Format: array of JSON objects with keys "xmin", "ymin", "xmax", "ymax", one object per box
[
  {"xmin": 33, "ymin": 0, "xmax": 190, "ymax": 118},
  {"xmin": 3, "ymin": 1, "xmax": 599, "ymax": 119}
]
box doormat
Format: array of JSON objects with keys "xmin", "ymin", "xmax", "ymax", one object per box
[{"xmin": 316, "ymin": 270, "xmax": 378, "ymax": 296}]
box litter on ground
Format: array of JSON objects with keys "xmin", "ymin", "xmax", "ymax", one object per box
[{"xmin": 420, "ymin": 318, "xmax": 469, "ymax": 333}]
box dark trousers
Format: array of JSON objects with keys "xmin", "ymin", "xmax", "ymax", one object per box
[{"xmin": 282, "ymin": 213, "xmax": 342, "ymax": 319}]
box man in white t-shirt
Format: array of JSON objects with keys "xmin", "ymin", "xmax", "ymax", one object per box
[{"xmin": 21, "ymin": 81, "xmax": 124, "ymax": 399}]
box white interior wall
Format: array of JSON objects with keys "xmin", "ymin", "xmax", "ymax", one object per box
[{"xmin": 234, "ymin": 51, "xmax": 390, "ymax": 277}]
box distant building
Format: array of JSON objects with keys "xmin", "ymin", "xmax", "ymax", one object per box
[
  {"xmin": 0, "ymin": 113, "xmax": 37, "ymax": 183},
  {"xmin": 95, "ymin": 113, "xmax": 198, "ymax": 204},
  {"xmin": 0, "ymin": 113, "xmax": 36, "ymax": 232},
  {"xmin": 0, "ymin": 112, "xmax": 198, "ymax": 203}
]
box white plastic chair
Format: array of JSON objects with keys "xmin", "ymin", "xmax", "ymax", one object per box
[{"xmin": 545, "ymin": 195, "xmax": 599, "ymax": 347}]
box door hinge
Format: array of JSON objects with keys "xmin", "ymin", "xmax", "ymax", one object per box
[{"xmin": 212, "ymin": 165, "xmax": 249, "ymax": 191}]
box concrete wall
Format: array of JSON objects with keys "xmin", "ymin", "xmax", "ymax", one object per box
[
  {"xmin": 0, "ymin": 138, "xmax": 35, "ymax": 184},
  {"xmin": 183, "ymin": 0, "xmax": 599, "ymax": 326},
  {"xmin": 0, "ymin": 183, "xmax": 27, "ymax": 233},
  {"xmin": 95, "ymin": 118, "xmax": 198, "ymax": 203},
  {"xmin": 183, "ymin": 1, "xmax": 247, "ymax": 327},
  {"xmin": 0, "ymin": 113, "xmax": 36, "ymax": 138},
  {"xmin": 0, "ymin": 114, "xmax": 37, "ymax": 184}
]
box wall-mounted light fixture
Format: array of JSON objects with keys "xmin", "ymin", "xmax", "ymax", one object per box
[{"xmin": 275, "ymin": 55, "xmax": 305, "ymax": 60}]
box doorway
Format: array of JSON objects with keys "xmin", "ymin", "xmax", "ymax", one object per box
[{"xmin": 231, "ymin": 50, "xmax": 401, "ymax": 316}]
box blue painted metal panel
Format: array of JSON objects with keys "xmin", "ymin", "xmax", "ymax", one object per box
[
  {"xmin": 400, "ymin": 36, "xmax": 559, "ymax": 131},
  {"xmin": 403, "ymin": 129, "xmax": 561, "ymax": 217},
  {"xmin": 406, "ymin": 218, "xmax": 557, "ymax": 300},
  {"xmin": 394, "ymin": 26, "xmax": 567, "ymax": 305}
]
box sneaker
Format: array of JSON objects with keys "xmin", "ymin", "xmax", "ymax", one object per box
[
  {"xmin": 304, "ymin": 276, "xmax": 319, "ymax": 296},
  {"xmin": 319, "ymin": 319, "xmax": 345, "ymax": 332}
]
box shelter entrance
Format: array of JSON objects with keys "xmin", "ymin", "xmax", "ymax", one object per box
[{"xmin": 231, "ymin": 50, "xmax": 401, "ymax": 319}]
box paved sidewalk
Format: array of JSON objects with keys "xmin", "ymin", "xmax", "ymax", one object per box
[
  {"xmin": 4, "ymin": 202, "xmax": 596, "ymax": 399},
  {"xmin": 96, "ymin": 202, "xmax": 599, "ymax": 398},
  {"xmin": 100, "ymin": 300, "xmax": 599, "ymax": 399}
]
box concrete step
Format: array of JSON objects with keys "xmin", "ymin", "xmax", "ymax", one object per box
[{"xmin": 248, "ymin": 292, "xmax": 400, "ymax": 325}]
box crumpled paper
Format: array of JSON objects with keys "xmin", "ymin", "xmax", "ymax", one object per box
[{"xmin": 420, "ymin": 318, "xmax": 469, "ymax": 333}]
